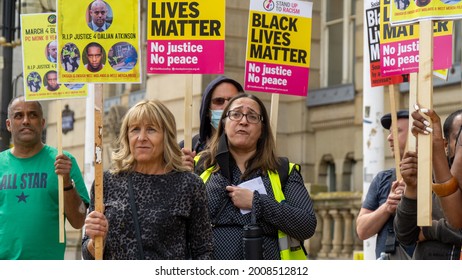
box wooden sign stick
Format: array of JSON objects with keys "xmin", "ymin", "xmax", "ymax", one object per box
[
  {"xmin": 407, "ymin": 72, "xmax": 418, "ymax": 153},
  {"xmin": 57, "ymin": 99, "xmax": 65, "ymax": 243},
  {"xmin": 270, "ymin": 94, "xmax": 279, "ymax": 143},
  {"xmin": 417, "ymin": 20, "xmax": 433, "ymax": 227},
  {"xmin": 388, "ymin": 84, "xmax": 402, "ymax": 181},
  {"xmin": 94, "ymin": 85, "xmax": 104, "ymax": 259},
  {"xmin": 184, "ymin": 74, "xmax": 193, "ymax": 150}
]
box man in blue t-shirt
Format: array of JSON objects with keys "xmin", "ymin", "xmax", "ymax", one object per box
[{"xmin": 356, "ymin": 110, "xmax": 415, "ymax": 259}]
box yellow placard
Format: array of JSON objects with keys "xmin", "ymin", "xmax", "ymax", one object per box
[
  {"xmin": 21, "ymin": 13, "xmax": 88, "ymax": 101},
  {"xmin": 147, "ymin": 0, "xmax": 225, "ymax": 41},
  {"xmin": 391, "ymin": 0, "xmax": 462, "ymax": 25},
  {"xmin": 381, "ymin": 1, "xmax": 452, "ymax": 44},
  {"xmin": 245, "ymin": 6, "xmax": 312, "ymax": 67},
  {"xmin": 57, "ymin": 0, "xmax": 141, "ymax": 83}
]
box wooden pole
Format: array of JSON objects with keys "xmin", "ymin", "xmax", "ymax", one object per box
[
  {"xmin": 57, "ymin": 99, "xmax": 64, "ymax": 243},
  {"xmin": 407, "ymin": 73, "xmax": 418, "ymax": 153},
  {"xmin": 184, "ymin": 74, "xmax": 193, "ymax": 150},
  {"xmin": 388, "ymin": 84, "xmax": 402, "ymax": 181},
  {"xmin": 270, "ymin": 94, "xmax": 279, "ymax": 143},
  {"xmin": 417, "ymin": 20, "xmax": 433, "ymax": 226},
  {"xmin": 94, "ymin": 84, "xmax": 104, "ymax": 259}
]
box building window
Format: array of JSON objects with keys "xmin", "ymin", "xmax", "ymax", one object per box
[
  {"xmin": 326, "ymin": 162, "xmax": 336, "ymax": 192},
  {"xmin": 341, "ymin": 152, "xmax": 356, "ymax": 192},
  {"xmin": 319, "ymin": 154, "xmax": 336, "ymax": 192},
  {"xmin": 321, "ymin": 0, "xmax": 356, "ymax": 87}
]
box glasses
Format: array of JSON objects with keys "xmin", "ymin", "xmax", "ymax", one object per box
[
  {"xmin": 211, "ymin": 97, "xmax": 232, "ymax": 106},
  {"xmin": 227, "ymin": 110, "xmax": 262, "ymax": 124},
  {"xmin": 93, "ymin": 10, "xmax": 106, "ymax": 15}
]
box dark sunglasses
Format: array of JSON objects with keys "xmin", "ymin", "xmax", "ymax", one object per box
[{"xmin": 211, "ymin": 97, "xmax": 232, "ymax": 106}]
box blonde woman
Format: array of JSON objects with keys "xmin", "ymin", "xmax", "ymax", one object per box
[{"xmin": 82, "ymin": 100, "xmax": 212, "ymax": 260}]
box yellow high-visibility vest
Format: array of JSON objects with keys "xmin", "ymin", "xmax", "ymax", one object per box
[{"xmin": 196, "ymin": 156, "xmax": 307, "ymax": 260}]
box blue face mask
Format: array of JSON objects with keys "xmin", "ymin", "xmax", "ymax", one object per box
[{"xmin": 210, "ymin": 109, "xmax": 223, "ymax": 129}]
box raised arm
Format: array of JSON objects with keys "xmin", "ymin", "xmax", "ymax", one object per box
[{"xmin": 411, "ymin": 107, "xmax": 462, "ymax": 228}]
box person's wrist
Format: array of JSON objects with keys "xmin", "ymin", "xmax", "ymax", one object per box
[
  {"xmin": 433, "ymin": 176, "xmax": 458, "ymax": 197},
  {"xmin": 404, "ymin": 186, "xmax": 418, "ymax": 199},
  {"xmin": 64, "ymin": 179, "xmax": 75, "ymax": 191}
]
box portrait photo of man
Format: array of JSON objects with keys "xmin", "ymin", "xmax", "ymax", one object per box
[
  {"xmin": 45, "ymin": 70, "xmax": 60, "ymax": 92},
  {"xmin": 46, "ymin": 40, "xmax": 58, "ymax": 63},
  {"xmin": 87, "ymin": 0, "xmax": 112, "ymax": 32},
  {"xmin": 84, "ymin": 42, "xmax": 105, "ymax": 73}
]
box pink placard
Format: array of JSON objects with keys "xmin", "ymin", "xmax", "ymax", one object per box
[
  {"xmin": 147, "ymin": 40, "xmax": 224, "ymax": 74},
  {"xmin": 244, "ymin": 61, "xmax": 309, "ymax": 96},
  {"xmin": 380, "ymin": 34, "xmax": 452, "ymax": 76}
]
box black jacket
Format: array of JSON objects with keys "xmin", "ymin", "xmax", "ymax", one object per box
[{"xmin": 394, "ymin": 195, "xmax": 462, "ymax": 259}]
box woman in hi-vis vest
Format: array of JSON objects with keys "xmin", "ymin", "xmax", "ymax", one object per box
[{"xmin": 195, "ymin": 93, "xmax": 317, "ymax": 260}]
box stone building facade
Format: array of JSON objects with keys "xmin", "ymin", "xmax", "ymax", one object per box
[{"xmin": 3, "ymin": 0, "xmax": 462, "ymax": 259}]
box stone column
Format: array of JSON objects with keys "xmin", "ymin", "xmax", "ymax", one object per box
[
  {"xmin": 341, "ymin": 209, "xmax": 354, "ymax": 258},
  {"xmin": 328, "ymin": 209, "xmax": 343, "ymax": 258},
  {"xmin": 317, "ymin": 209, "xmax": 332, "ymax": 258}
]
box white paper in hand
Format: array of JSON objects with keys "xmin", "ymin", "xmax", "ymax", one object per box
[{"xmin": 238, "ymin": 176, "xmax": 266, "ymax": 214}]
